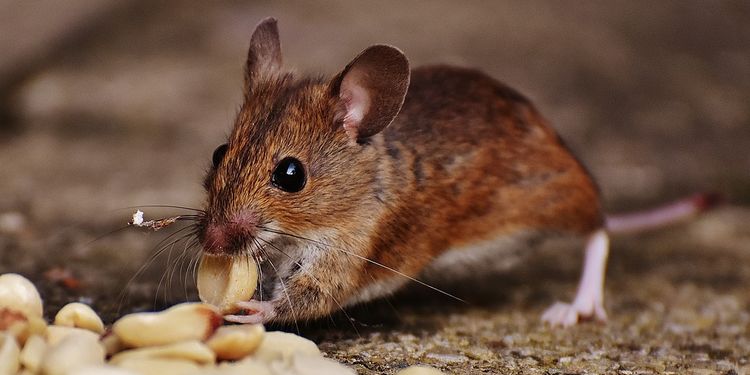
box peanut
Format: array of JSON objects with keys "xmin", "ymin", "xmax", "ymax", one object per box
[
  {"xmin": 114, "ymin": 358, "xmax": 201, "ymax": 375},
  {"xmin": 0, "ymin": 333, "xmax": 20, "ymax": 375},
  {"xmin": 209, "ymin": 358, "xmax": 273, "ymax": 375},
  {"xmin": 206, "ymin": 324, "xmax": 264, "ymax": 360},
  {"xmin": 0, "ymin": 273, "xmax": 43, "ymax": 318},
  {"xmin": 54, "ymin": 302, "xmax": 105, "ymax": 334},
  {"xmin": 253, "ymin": 331, "xmax": 320, "ymax": 364},
  {"xmin": 73, "ymin": 365, "xmax": 139, "ymax": 375},
  {"xmin": 46, "ymin": 326, "xmax": 100, "ymax": 346},
  {"xmin": 101, "ymin": 333, "xmax": 125, "ymax": 357},
  {"xmin": 112, "ymin": 303, "xmax": 222, "ymax": 348},
  {"xmin": 284, "ymin": 352, "xmax": 356, "ymax": 375},
  {"xmin": 40, "ymin": 330, "xmax": 106, "ymax": 375},
  {"xmin": 0, "ymin": 308, "xmax": 47, "ymax": 345},
  {"xmin": 19, "ymin": 334, "xmax": 46, "ymax": 373},
  {"xmin": 110, "ymin": 340, "xmax": 215, "ymax": 366},
  {"xmin": 197, "ymin": 255, "xmax": 258, "ymax": 313}
]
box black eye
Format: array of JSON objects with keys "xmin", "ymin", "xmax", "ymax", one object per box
[
  {"xmin": 272, "ymin": 157, "xmax": 306, "ymax": 192},
  {"xmin": 212, "ymin": 144, "xmax": 228, "ymax": 169}
]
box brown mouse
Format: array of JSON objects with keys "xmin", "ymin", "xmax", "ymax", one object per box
[{"xmin": 197, "ymin": 18, "xmax": 718, "ymax": 327}]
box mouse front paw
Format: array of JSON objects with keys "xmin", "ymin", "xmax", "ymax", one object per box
[
  {"xmin": 541, "ymin": 299, "xmax": 607, "ymax": 327},
  {"xmin": 224, "ymin": 300, "xmax": 276, "ymax": 324}
]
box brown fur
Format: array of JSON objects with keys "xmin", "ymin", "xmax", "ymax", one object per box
[
  {"xmin": 200, "ymin": 19, "xmax": 602, "ymax": 323},
  {"xmin": 362, "ymin": 66, "xmax": 602, "ymax": 283}
]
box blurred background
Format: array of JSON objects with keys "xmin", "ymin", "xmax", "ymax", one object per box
[{"xmin": 0, "ymin": 1, "xmax": 749, "ymax": 372}]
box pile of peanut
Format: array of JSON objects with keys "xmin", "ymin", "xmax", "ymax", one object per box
[{"xmin": 0, "ymin": 273, "xmax": 444, "ymax": 374}]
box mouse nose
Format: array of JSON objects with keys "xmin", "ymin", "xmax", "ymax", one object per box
[
  {"xmin": 202, "ymin": 211, "xmax": 258, "ymax": 255},
  {"xmin": 203, "ymin": 224, "xmax": 229, "ymax": 254}
]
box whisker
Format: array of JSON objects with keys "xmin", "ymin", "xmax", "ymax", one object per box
[
  {"xmin": 155, "ymin": 241, "xmax": 175, "ymax": 306},
  {"xmin": 116, "ymin": 205, "xmax": 206, "ymax": 213},
  {"xmin": 159, "ymin": 228, "xmax": 198, "ymax": 304},
  {"xmin": 257, "ymin": 237, "xmax": 359, "ymax": 336},
  {"xmin": 253, "ymin": 239, "xmax": 300, "ymax": 334},
  {"xmin": 158, "ymin": 232, "xmax": 187, "ymax": 306},
  {"xmin": 255, "ymin": 248, "xmax": 264, "ymax": 303},
  {"xmin": 167, "ymin": 239, "xmax": 192, "ymax": 303},
  {"xmin": 117, "ymin": 224, "xmax": 196, "ymax": 314},
  {"xmin": 258, "ymin": 226, "xmax": 466, "ymax": 304},
  {"xmin": 189, "ymin": 239, "xmax": 203, "ymax": 290},
  {"xmin": 82, "ymin": 225, "xmax": 132, "ymax": 248},
  {"xmin": 183, "ymin": 238, "xmax": 201, "ymax": 302},
  {"xmin": 369, "ymin": 271, "xmax": 402, "ymax": 322},
  {"xmin": 162, "ymin": 227, "xmax": 198, "ymax": 280}
]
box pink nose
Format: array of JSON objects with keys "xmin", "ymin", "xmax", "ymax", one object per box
[
  {"xmin": 203, "ymin": 224, "xmax": 229, "ymax": 254},
  {"xmin": 202, "ymin": 211, "xmax": 258, "ymax": 254}
]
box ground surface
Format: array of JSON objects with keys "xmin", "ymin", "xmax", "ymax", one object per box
[{"xmin": 1, "ymin": 1, "xmax": 749, "ymax": 374}]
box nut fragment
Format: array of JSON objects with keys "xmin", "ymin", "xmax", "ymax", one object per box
[
  {"xmin": 115, "ymin": 358, "xmax": 201, "ymax": 375},
  {"xmin": 0, "ymin": 273, "xmax": 43, "ymax": 318},
  {"xmin": 19, "ymin": 334, "xmax": 46, "ymax": 373},
  {"xmin": 110, "ymin": 340, "xmax": 216, "ymax": 365},
  {"xmin": 54, "ymin": 302, "xmax": 105, "ymax": 334},
  {"xmin": 197, "ymin": 255, "xmax": 258, "ymax": 313},
  {"xmin": 0, "ymin": 333, "xmax": 20, "ymax": 375},
  {"xmin": 206, "ymin": 324, "xmax": 264, "ymax": 360},
  {"xmin": 112, "ymin": 303, "xmax": 222, "ymax": 348},
  {"xmin": 253, "ymin": 331, "xmax": 320, "ymax": 364},
  {"xmin": 129, "ymin": 210, "xmax": 180, "ymax": 231},
  {"xmin": 396, "ymin": 366, "xmax": 445, "ymax": 375},
  {"xmin": 40, "ymin": 331, "xmax": 106, "ymax": 375}
]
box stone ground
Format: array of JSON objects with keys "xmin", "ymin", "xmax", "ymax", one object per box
[{"xmin": 1, "ymin": 1, "xmax": 749, "ymax": 374}]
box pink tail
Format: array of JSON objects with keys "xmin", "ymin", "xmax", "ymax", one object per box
[{"xmin": 605, "ymin": 192, "xmax": 722, "ymax": 234}]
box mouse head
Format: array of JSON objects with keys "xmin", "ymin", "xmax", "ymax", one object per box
[{"xmin": 199, "ymin": 18, "xmax": 410, "ymax": 259}]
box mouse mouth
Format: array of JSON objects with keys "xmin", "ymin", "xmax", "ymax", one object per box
[
  {"xmin": 199, "ymin": 211, "xmax": 262, "ymax": 255},
  {"xmin": 197, "ymin": 216, "xmax": 305, "ymax": 302},
  {"xmin": 199, "ymin": 239, "xmax": 247, "ymax": 257},
  {"xmin": 199, "ymin": 234, "xmax": 260, "ymax": 257}
]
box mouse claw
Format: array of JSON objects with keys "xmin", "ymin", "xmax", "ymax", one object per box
[
  {"xmin": 541, "ymin": 300, "xmax": 607, "ymax": 327},
  {"xmin": 224, "ymin": 300, "xmax": 275, "ymax": 324},
  {"xmin": 541, "ymin": 302, "xmax": 579, "ymax": 327}
]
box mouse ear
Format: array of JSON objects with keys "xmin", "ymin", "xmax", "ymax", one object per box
[
  {"xmin": 245, "ymin": 17, "xmax": 282, "ymax": 85},
  {"xmin": 330, "ymin": 45, "xmax": 410, "ymax": 140}
]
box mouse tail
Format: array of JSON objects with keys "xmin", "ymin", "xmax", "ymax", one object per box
[{"xmin": 604, "ymin": 192, "xmax": 723, "ymax": 234}]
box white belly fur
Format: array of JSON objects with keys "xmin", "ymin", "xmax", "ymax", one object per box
[
  {"xmin": 420, "ymin": 230, "xmax": 542, "ymax": 282},
  {"xmin": 344, "ymin": 276, "xmax": 407, "ymax": 307},
  {"xmin": 345, "ymin": 230, "xmax": 571, "ymax": 306}
]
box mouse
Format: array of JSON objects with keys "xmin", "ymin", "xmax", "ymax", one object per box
[{"xmin": 197, "ymin": 18, "xmax": 718, "ymax": 327}]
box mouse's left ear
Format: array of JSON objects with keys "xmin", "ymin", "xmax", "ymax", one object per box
[
  {"xmin": 245, "ymin": 17, "xmax": 282, "ymax": 86},
  {"xmin": 329, "ymin": 45, "xmax": 410, "ymax": 140}
]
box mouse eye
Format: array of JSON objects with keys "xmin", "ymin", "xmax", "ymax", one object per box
[
  {"xmin": 212, "ymin": 144, "xmax": 228, "ymax": 169},
  {"xmin": 272, "ymin": 157, "xmax": 306, "ymax": 193}
]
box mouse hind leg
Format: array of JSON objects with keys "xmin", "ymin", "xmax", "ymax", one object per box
[{"xmin": 541, "ymin": 228, "xmax": 609, "ymax": 327}]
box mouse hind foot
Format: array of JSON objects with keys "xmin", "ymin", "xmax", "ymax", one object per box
[{"xmin": 541, "ymin": 229, "xmax": 609, "ymax": 327}]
